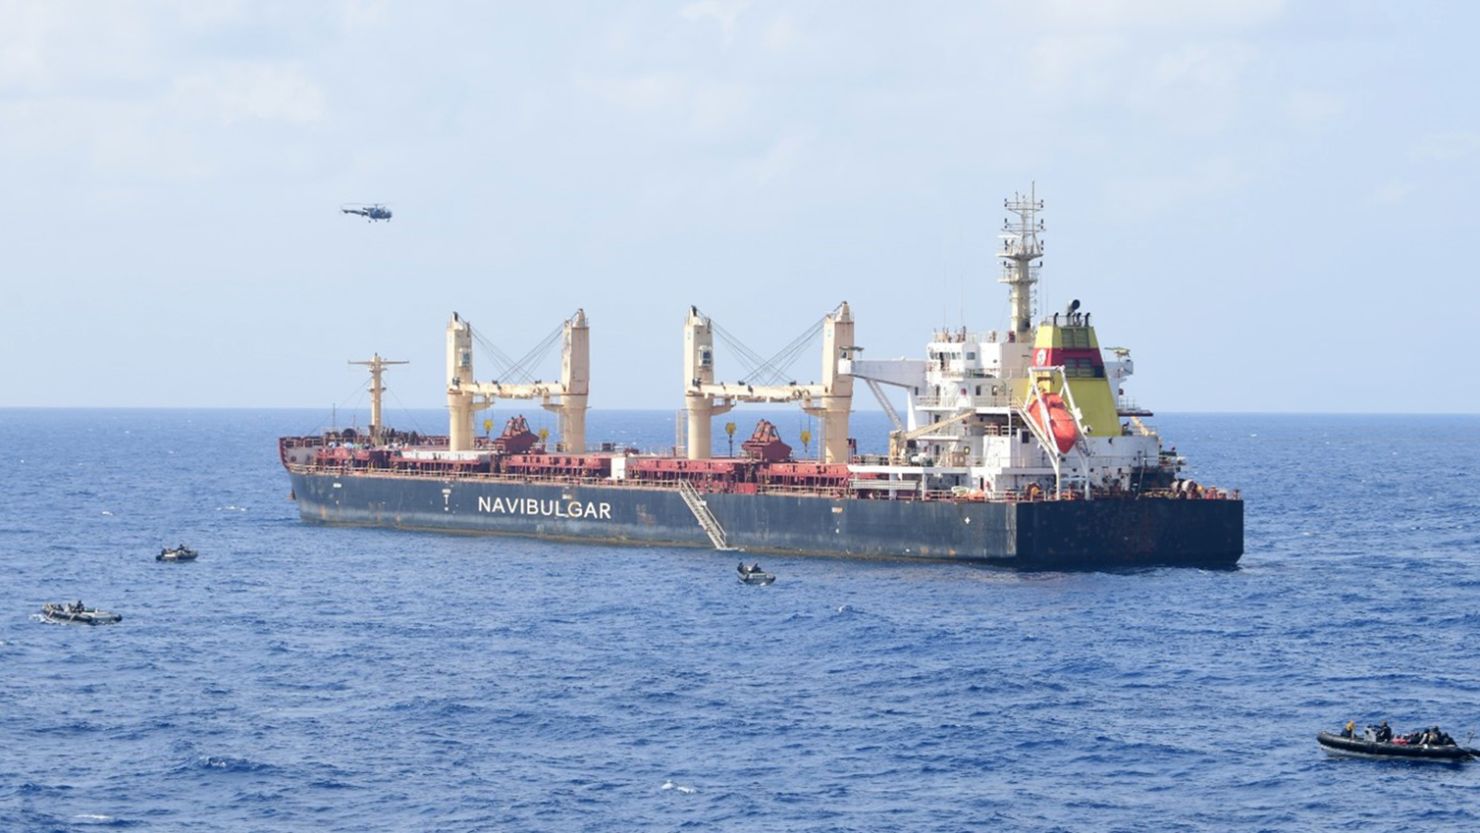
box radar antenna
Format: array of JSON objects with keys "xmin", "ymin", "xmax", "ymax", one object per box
[{"xmin": 998, "ymin": 183, "xmax": 1045, "ymax": 340}]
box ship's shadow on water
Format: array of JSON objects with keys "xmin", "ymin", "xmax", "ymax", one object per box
[
  {"xmin": 965, "ymin": 562, "xmax": 1243, "ymax": 577},
  {"xmin": 1, "ymin": 410, "xmax": 1478, "ymax": 832}
]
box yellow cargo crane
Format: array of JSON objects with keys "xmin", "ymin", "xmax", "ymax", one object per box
[{"xmin": 887, "ymin": 410, "xmax": 975, "ymax": 465}]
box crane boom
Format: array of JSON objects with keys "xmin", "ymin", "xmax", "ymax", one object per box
[{"xmin": 887, "ymin": 410, "xmax": 975, "ymax": 464}]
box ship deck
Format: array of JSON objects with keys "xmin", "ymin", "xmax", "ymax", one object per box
[{"xmin": 281, "ymin": 459, "xmax": 1237, "ymax": 506}]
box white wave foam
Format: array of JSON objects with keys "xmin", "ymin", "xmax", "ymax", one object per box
[{"xmin": 661, "ymin": 779, "xmax": 696, "ymax": 794}]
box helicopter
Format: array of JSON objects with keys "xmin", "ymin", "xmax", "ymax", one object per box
[{"xmin": 341, "ymin": 203, "xmax": 392, "ymax": 222}]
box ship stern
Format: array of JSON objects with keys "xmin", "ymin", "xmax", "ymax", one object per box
[{"xmin": 1010, "ymin": 497, "xmax": 1243, "ymax": 569}]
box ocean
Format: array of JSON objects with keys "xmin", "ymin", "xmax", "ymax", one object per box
[{"xmin": 2, "ymin": 409, "xmax": 1478, "ymax": 832}]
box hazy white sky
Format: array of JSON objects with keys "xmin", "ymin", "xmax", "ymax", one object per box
[{"xmin": 3, "ymin": 1, "xmax": 1477, "ymax": 412}]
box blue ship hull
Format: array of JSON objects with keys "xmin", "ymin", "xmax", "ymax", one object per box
[{"xmin": 287, "ymin": 471, "xmax": 1242, "ymax": 569}]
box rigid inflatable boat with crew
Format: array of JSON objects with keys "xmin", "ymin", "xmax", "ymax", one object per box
[
  {"xmin": 1317, "ymin": 725, "xmax": 1477, "ymax": 762},
  {"xmin": 157, "ymin": 544, "xmax": 198, "ymax": 562},
  {"xmin": 41, "ymin": 602, "xmax": 123, "ymax": 626},
  {"xmin": 737, "ymin": 562, "xmax": 775, "ymax": 585}
]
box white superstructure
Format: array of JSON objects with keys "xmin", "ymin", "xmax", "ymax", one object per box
[{"xmin": 841, "ymin": 189, "xmax": 1174, "ymax": 500}]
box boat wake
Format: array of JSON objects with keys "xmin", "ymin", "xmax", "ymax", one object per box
[{"xmin": 190, "ymin": 754, "xmax": 279, "ymax": 774}]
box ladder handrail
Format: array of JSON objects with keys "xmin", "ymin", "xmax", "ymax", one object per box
[{"xmin": 676, "ymin": 479, "xmax": 737, "ymax": 551}]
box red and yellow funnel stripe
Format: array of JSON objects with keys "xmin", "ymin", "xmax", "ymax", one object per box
[{"xmin": 1029, "ymin": 321, "xmax": 1119, "ymax": 439}]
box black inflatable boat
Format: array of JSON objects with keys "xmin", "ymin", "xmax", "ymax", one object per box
[
  {"xmin": 157, "ymin": 545, "xmax": 198, "ymax": 562},
  {"xmin": 737, "ymin": 563, "xmax": 775, "ymax": 585},
  {"xmin": 1317, "ymin": 732, "xmax": 1476, "ymax": 762},
  {"xmin": 41, "ymin": 602, "xmax": 123, "ymax": 626}
]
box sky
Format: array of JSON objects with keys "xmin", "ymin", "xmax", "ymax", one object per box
[{"xmin": 3, "ymin": 0, "xmax": 1478, "ymax": 413}]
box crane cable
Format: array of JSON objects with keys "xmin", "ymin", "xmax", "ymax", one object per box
[
  {"xmin": 709, "ymin": 314, "xmax": 825, "ymax": 387},
  {"xmin": 468, "ymin": 319, "xmax": 564, "ymax": 385}
]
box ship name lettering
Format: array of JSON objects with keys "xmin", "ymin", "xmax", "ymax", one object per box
[{"xmin": 478, "ymin": 495, "xmax": 612, "ymax": 520}]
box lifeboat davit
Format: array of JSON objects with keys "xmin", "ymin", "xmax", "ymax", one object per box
[{"xmin": 1028, "ymin": 392, "xmax": 1079, "ymax": 454}]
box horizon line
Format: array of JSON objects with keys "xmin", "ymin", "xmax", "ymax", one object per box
[{"xmin": 2, "ymin": 405, "xmax": 1479, "ymax": 417}]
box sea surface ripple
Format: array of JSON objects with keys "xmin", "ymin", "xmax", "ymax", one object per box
[{"xmin": 2, "ymin": 409, "xmax": 1478, "ymax": 832}]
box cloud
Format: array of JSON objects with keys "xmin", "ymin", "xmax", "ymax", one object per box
[
  {"xmin": 1152, "ymin": 41, "xmax": 1254, "ymax": 88},
  {"xmin": 1105, "ymin": 156, "xmax": 1250, "ymax": 217},
  {"xmin": 336, "ymin": 0, "xmax": 389, "ymax": 30},
  {"xmin": 578, "ymin": 72, "xmax": 686, "ymax": 113},
  {"xmin": 743, "ymin": 133, "xmax": 808, "ymax": 186},
  {"xmin": 1028, "ymin": 34, "xmax": 1124, "ymax": 97},
  {"xmin": 1371, "ymin": 180, "xmax": 1415, "ymax": 204},
  {"xmin": 1283, "ymin": 89, "xmax": 1344, "ymax": 129},
  {"xmin": 1029, "ymin": 0, "xmax": 1285, "ymax": 31},
  {"xmin": 575, "ymin": 71, "xmax": 753, "ymax": 136},
  {"xmin": 1026, "ymin": 34, "xmax": 1261, "ymax": 135},
  {"xmin": 679, "ymin": 0, "xmax": 751, "ymax": 42},
  {"xmin": 0, "ymin": 1, "xmax": 163, "ymax": 92},
  {"xmin": 1015, "ymin": 0, "xmax": 1287, "ymax": 137},
  {"xmin": 0, "ymin": 1, "xmax": 332, "ymax": 184},
  {"xmin": 168, "ymin": 63, "xmax": 326, "ymax": 125},
  {"xmin": 1412, "ymin": 130, "xmax": 1480, "ymax": 162},
  {"xmin": 168, "ymin": 0, "xmax": 252, "ymax": 28},
  {"xmin": 0, "ymin": 1, "xmax": 50, "ymax": 88},
  {"xmin": 763, "ymin": 13, "xmax": 799, "ymax": 51}
]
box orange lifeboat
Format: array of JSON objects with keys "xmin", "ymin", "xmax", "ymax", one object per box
[{"xmin": 1028, "ymin": 392, "xmax": 1079, "ymax": 454}]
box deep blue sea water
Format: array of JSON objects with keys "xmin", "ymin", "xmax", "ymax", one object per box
[{"xmin": 3, "ymin": 409, "xmax": 1479, "ymax": 832}]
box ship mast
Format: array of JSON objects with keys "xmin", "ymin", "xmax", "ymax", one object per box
[
  {"xmin": 349, "ymin": 353, "xmax": 408, "ymax": 445},
  {"xmin": 998, "ymin": 184, "xmax": 1045, "ymax": 340}
]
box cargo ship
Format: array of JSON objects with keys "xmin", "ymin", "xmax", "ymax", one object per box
[{"xmin": 280, "ymin": 190, "xmax": 1242, "ymax": 569}]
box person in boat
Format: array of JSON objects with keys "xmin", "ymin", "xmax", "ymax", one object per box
[
  {"xmin": 1419, "ymin": 727, "xmax": 1453, "ymax": 746},
  {"xmin": 1375, "ymin": 721, "xmax": 1392, "ymax": 743},
  {"xmin": 1341, "ymin": 720, "xmax": 1356, "ymax": 739}
]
